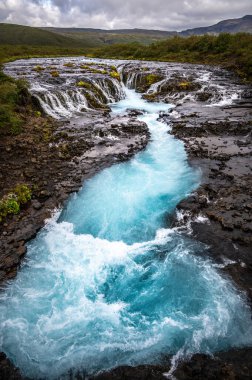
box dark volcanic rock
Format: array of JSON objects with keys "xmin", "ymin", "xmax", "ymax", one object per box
[
  {"xmin": 0, "ymin": 353, "xmax": 23, "ymax": 380},
  {"xmin": 93, "ymin": 365, "xmax": 169, "ymax": 380}
]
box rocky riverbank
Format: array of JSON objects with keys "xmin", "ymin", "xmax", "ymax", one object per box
[{"xmin": 170, "ymin": 102, "xmax": 252, "ymax": 303}]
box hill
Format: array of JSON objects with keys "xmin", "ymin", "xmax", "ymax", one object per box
[
  {"xmin": 181, "ymin": 15, "xmax": 252, "ymax": 36},
  {"xmin": 42, "ymin": 27, "xmax": 176, "ymax": 46},
  {"xmin": 0, "ymin": 23, "xmax": 87, "ymax": 47}
]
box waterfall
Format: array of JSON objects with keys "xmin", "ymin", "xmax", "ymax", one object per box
[
  {"xmin": 33, "ymin": 89, "xmax": 89, "ymax": 119},
  {"xmin": 31, "ymin": 76, "xmax": 125, "ymax": 119}
]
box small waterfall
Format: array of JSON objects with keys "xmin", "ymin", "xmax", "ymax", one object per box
[
  {"xmin": 123, "ymin": 70, "xmax": 143, "ymax": 89},
  {"xmin": 93, "ymin": 77, "xmax": 125, "ymax": 103},
  {"xmin": 32, "ymin": 76, "xmax": 125, "ymax": 119},
  {"xmin": 147, "ymin": 78, "xmax": 167, "ymax": 94},
  {"xmin": 33, "ymin": 89, "xmax": 89, "ymax": 119}
]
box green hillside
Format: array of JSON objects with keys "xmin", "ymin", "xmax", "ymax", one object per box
[
  {"xmin": 0, "ymin": 23, "xmax": 86, "ymax": 47},
  {"xmin": 42, "ymin": 27, "xmax": 176, "ymax": 46}
]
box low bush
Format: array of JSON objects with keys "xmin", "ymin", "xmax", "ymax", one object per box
[{"xmin": 0, "ymin": 184, "xmax": 32, "ymax": 222}]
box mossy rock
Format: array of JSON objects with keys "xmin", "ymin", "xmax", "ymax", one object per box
[
  {"xmin": 32, "ymin": 65, "xmax": 45, "ymax": 72},
  {"xmin": 76, "ymin": 81, "xmax": 92, "ymax": 89},
  {"xmin": 85, "ymin": 93, "xmax": 109, "ymax": 110},
  {"xmin": 50, "ymin": 71, "xmax": 59, "ymax": 78},
  {"xmin": 110, "ymin": 71, "xmax": 120, "ymax": 80},
  {"xmin": 142, "ymin": 93, "xmax": 159, "ymax": 102},
  {"xmin": 158, "ymin": 79, "xmax": 201, "ymax": 95},
  {"xmin": 145, "ymin": 74, "xmax": 163, "ymax": 85},
  {"xmin": 63, "ymin": 62, "xmax": 75, "ymax": 68}
]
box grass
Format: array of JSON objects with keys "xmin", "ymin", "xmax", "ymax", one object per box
[
  {"xmin": 0, "ymin": 24, "xmax": 86, "ymax": 47},
  {"xmin": 89, "ymin": 33, "xmax": 252, "ymax": 82}
]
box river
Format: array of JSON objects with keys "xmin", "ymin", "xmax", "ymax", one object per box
[{"xmin": 1, "ymin": 59, "xmax": 252, "ymax": 379}]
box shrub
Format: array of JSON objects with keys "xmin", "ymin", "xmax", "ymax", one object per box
[
  {"xmin": 0, "ymin": 184, "xmax": 32, "ymax": 222},
  {"xmin": 13, "ymin": 184, "xmax": 32, "ymax": 204},
  {"xmin": 0, "ymin": 195, "xmax": 20, "ymax": 221}
]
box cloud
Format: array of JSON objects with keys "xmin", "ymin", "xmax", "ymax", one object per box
[{"xmin": 0, "ymin": 0, "xmax": 251, "ymax": 30}]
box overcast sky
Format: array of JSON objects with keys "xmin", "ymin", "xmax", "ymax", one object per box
[{"xmin": 0, "ymin": 0, "xmax": 251, "ymax": 30}]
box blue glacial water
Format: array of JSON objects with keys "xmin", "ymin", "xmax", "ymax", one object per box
[{"xmin": 0, "ymin": 88, "xmax": 251, "ymax": 379}]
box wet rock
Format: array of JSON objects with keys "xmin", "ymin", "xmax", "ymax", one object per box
[
  {"xmin": 0, "ymin": 352, "xmax": 23, "ymax": 380},
  {"xmin": 93, "ymin": 364, "xmax": 169, "ymax": 380}
]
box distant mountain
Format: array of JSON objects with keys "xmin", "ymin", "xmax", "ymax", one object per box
[
  {"xmin": 0, "ymin": 15, "xmax": 251, "ymax": 49},
  {"xmin": 181, "ymin": 15, "xmax": 252, "ymax": 36},
  {"xmin": 0, "ymin": 23, "xmax": 86, "ymax": 47}
]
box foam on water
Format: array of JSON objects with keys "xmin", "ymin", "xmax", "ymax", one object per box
[{"xmin": 0, "ymin": 88, "xmax": 251, "ymax": 379}]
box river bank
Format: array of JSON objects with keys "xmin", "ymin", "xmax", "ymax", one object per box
[{"xmin": 0, "ymin": 58, "xmax": 251, "ymax": 379}]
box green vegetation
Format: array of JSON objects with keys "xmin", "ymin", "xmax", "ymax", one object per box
[
  {"xmin": 33, "ymin": 65, "xmax": 45, "ymax": 72},
  {"xmin": 42, "ymin": 27, "xmax": 176, "ymax": 47},
  {"xmin": 90, "ymin": 33, "xmax": 252, "ymax": 81},
  {"xmin": 0, "ymin": 184, "xmax": 32, "ymax": 222},
  {"xmin": 50, "ymin": 70, "xmax": 59, "ymax": 77},
  {"xmin": 145, "ymin": 74, "xmax": 163, "ymax": 85},
  {"xmin": 0, "ymin": 44, "xmax": 86, "ymax": 136},
  {"xmin": 0, "ymin": 71, "xmax": 29, "ymax": 134},
  {"xmin": 110, "ymin": 70, "xmax": 120, "ymax": 80},
  {"xmin": 63, "ymin": 62, "xmax": 75, "ymax": 67},
  {"xmin": 0, "ymin": 24, "xmax": 86, "ymax": 47},
  {"xmin": 76, "ymin": 81, "xmax": 92, "ymax": 89},
  {"xmin": 13, "ymin": 184, "xmax": 32, "ymax": 204}
]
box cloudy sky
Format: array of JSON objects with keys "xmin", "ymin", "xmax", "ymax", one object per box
[{"xmin": 0, "ymin": 0, "xmax": 251, "ymax": 30}]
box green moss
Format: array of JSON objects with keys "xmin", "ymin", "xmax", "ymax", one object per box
[
  {"xmin": 32, "ymin": 65, "xmax": 45, "ymax": 72},
  {"xmin": 79, "ymin": 65, "xmax": 108, "ymax": 74},
  {"xmin": 79, "ymin": 65, "xmax": 92, "ymax": 70},
  {"xmin": 50, "ymin": 70, "xmax": 59, "ymax": 77},
  {"xmin": 76, "ymin": 81, "xmax": 92, "ymax": 89},
  {"xmin": 110, "ymin": 70, "xmax": 120, "ymax": 80},
  {"xmin": 145, "ymin": 74, "xmax": 162, "ymax": 85},
  {"xmin": 178, "ymin": 81, "xmax": 191, "ymax": 90},
  {"xmin": 34, "ymin": 110, "xmax": 41, "ymax": 117},
  {"xmin": 63, "ymin": 62, "xmax": 75, "ymax": 67}
]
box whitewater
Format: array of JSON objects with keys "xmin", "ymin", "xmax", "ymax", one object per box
[{"xmin": 0, "ymin": 87, "xmax": 251, "ymax": 379}]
